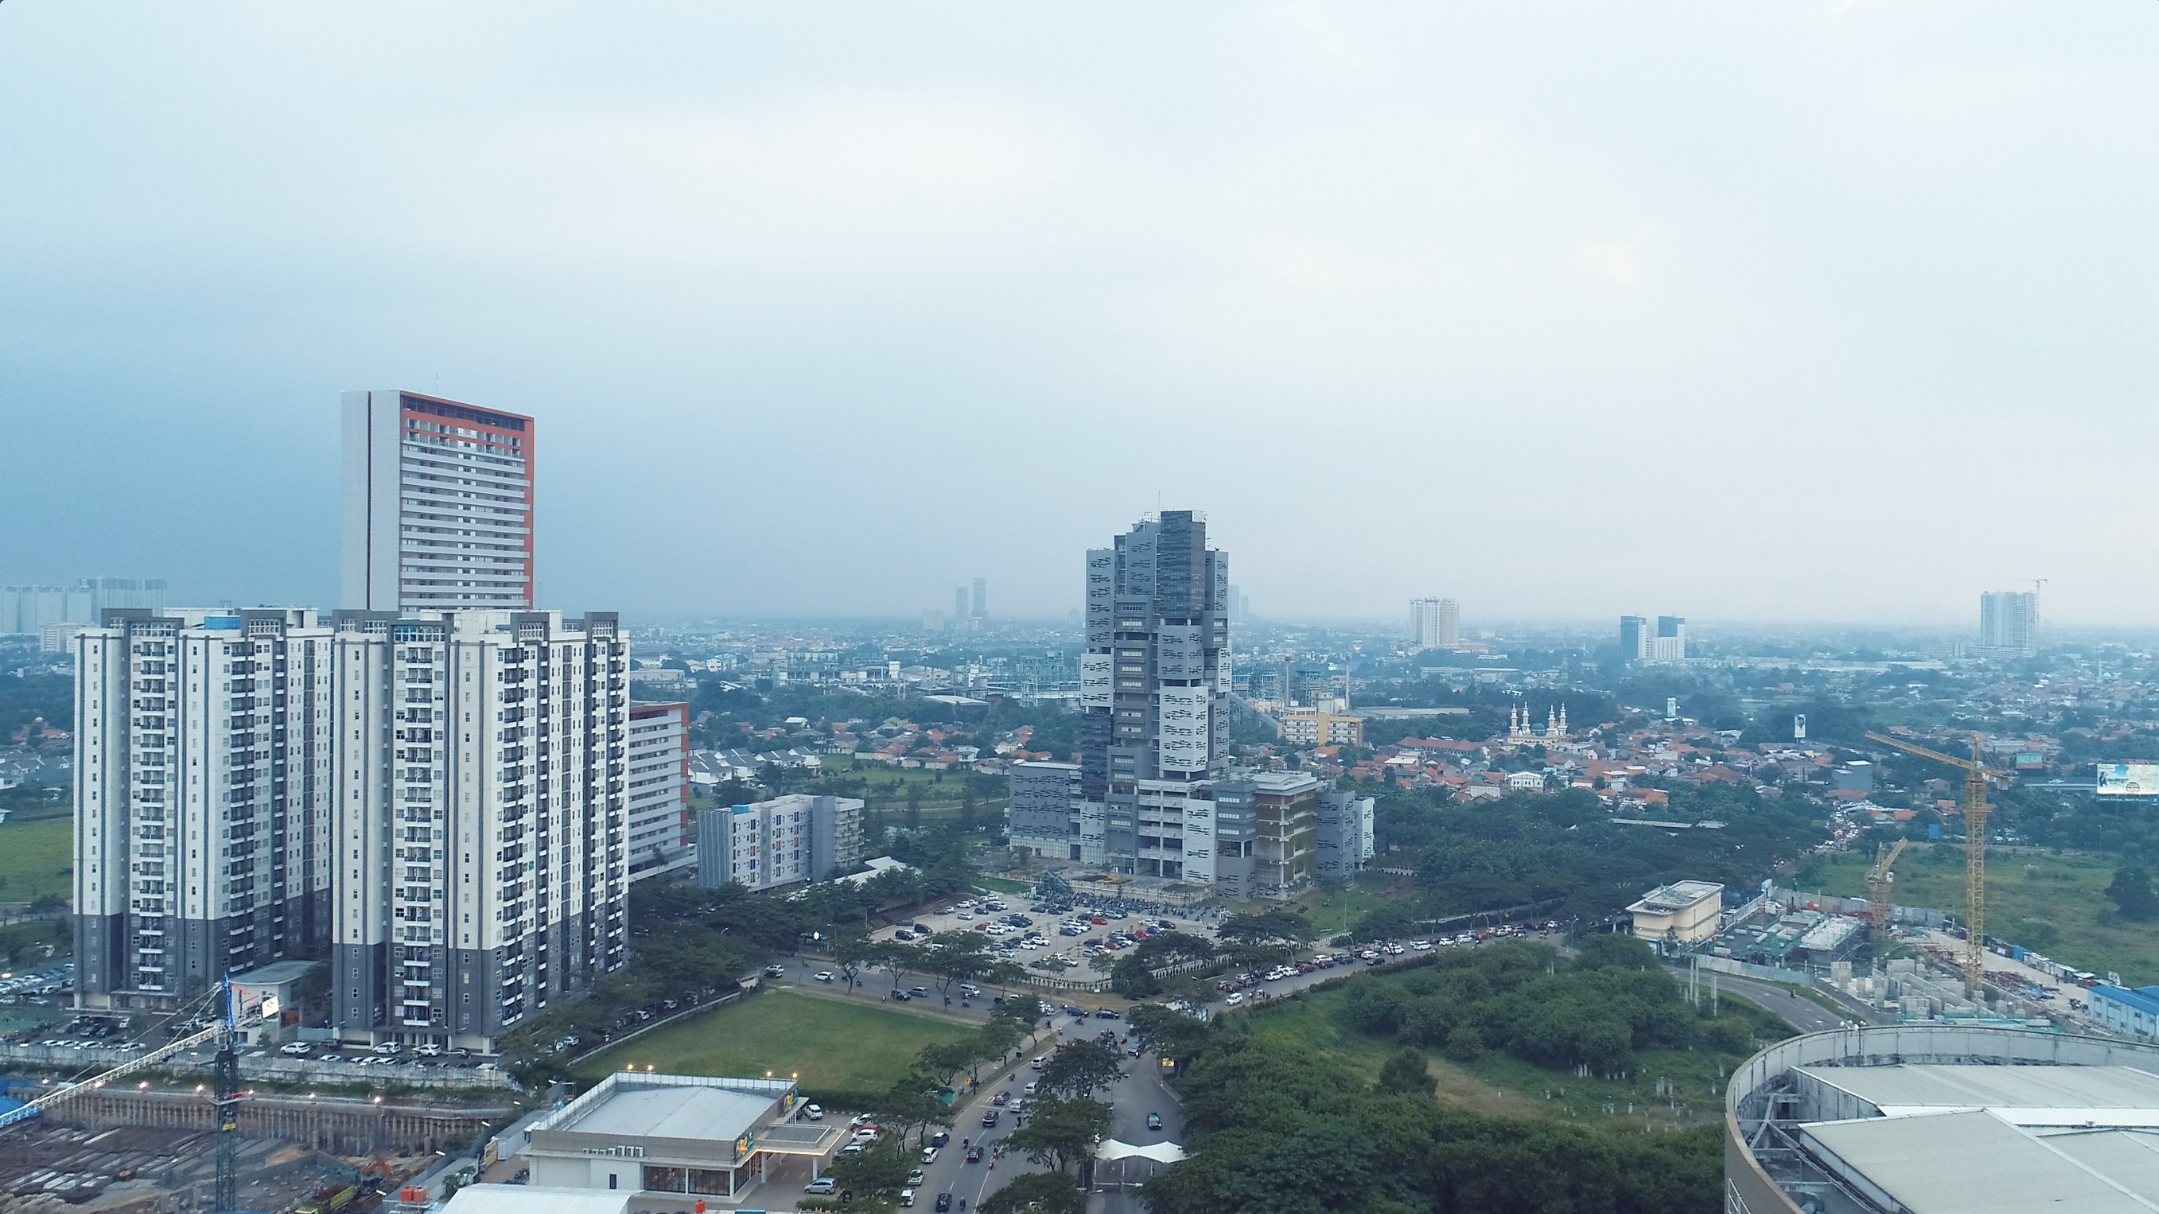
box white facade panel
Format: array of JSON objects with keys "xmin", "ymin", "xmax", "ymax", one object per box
[
  {"xmin": 1157, "ymin": 686, "xmax": 1210, "ymax": 772},
  {"xmin": 1079, "ymin": 653, "xmax": 1112, "ymax": 708}
]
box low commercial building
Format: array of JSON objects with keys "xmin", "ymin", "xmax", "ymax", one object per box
[
  {"xmin": 1727, "ymin": 1025, "xmax": 2159, "ymax": 1214},
  {"xmin": 1627, "ymin": 880, "xmax": 1723, "ymax": 946},
  {"xmin": 695, "ymin": 794, "xmax": 863, "ymax": 891},
  {"xmin": 521, "ymin": 1072, "xmax": 842, "ymax": 1204},
  {"xmin": 2090, "ymin": 984, "xmax": 2159, "ymax": 1040},
  {"xmin": 1279, "ymin": 709, "xmax": 1363, "ymax": 747}
]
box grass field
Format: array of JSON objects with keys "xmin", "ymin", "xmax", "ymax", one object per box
[
  {"xmin": 1809, "ymin": 844, "xmax": 2159, "ymax": 985},
  {"xmin": 573, "ymin": 989, "xmax": 971, "ymax": 1100},
  {"xmin": 1299, "ymin": 872, "xmax": 1411, "ymax": 937},
  {"xmin": 1239, "ymin": 972, "xmax": 1790, "ymax": 1128},
  {"xmin": 0, "ymin": 818, "xmax": 73, "ymax": 904}
]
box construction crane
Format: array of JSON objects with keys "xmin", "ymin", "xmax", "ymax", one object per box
[
  {"xmin": 1866, "ymin": 837, "xmax": 1909, "ymax": 936},
  {"xmin": 1864, "ymin": 731, "xmax": 2010, "ymax": 993},
  {"xmin": 0, "ymin": 977, "xmax": 253, "ymax": 1212}
]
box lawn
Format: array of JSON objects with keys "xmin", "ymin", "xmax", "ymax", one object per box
[
  {"xmin": 1299, "ymin": 871, "xmax": 1411, "ymax": 938},
  {"xmin": 0, "ymin": 818, "xmax": 73, "ymax": 904},
  {"xmin": 1238, "ymin": 970, "xmax": 1791, "ymax": 1129},
  {"xmin": 1807, "ymin": 844, "xmax": 2159, "ymax": 985},
  {"xmin": 573, "ymin": 989, "xmax": 971, "ymax": 1103}
]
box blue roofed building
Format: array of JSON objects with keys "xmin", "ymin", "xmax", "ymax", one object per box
[{"xmin": 2090, "ymin": 984, "xmax": 2159, "ymax": 1040}]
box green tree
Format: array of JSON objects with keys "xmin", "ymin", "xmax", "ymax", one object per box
[
  {"xmin": 831, "ymin": 929, "xmax": 878, "ymax": 993},
  {"xmin": 809, "ymin": 1137, "xmax": 910, "ymax": 1211},
  {"xmin": 1376, "ymin": 1047, "xmax": 1433, "ymax": 1097},
  {"xmin": 1004, "ymin": 1094, "xmax": 1111, "ymax": 1174},
  {"xmin": 977, "ymin": 1171, "xmax": 1086, "ymax": 1214},
  {"xmin": 1039, "ymin": 1040, "xmax": 1122, "ymax": 1100},
  {"xmin": 2107, "ymin": 866, "xmax": 2159, "ymax": 920}
]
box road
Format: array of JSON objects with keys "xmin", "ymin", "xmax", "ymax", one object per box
[
  {"xmin": 807, "ymin": 1007, "xmax": 1186, "ymax": 1214},
  {"xmin": 1684, "ymin": 970, "xmax": 1886, "ymax": 1032}
]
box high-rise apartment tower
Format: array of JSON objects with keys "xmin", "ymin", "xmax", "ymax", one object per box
[
  {"xmin": 74, "ymin": 608, "xmax": 338, "ymax": 1009},
  {"xmin": 1410, "ymin": 598, "xmax": 1459, "ymax": 650},
  {"xmin": 341, "ymin": 391, "xmax": 536, "ymax": 614},
  {"xmin": 1980, "ymin": 591, "xmax": 2038, "ymax": 654},
  {"xmin": 73, "ymin": 606, "xmax": 630, "ymax": 1053}
]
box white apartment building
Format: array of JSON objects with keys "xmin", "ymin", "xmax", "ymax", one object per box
[
  {"xmin": 74, "ymin": 608, "xmax": 338, "ymax": 1009},
  {"xmin": 626, "ymin": 702, "xmax": 690, "ymax": 878},
  {"xmin": 1410, "ymin": 597, "xmax": 1460, "ymax": 650},
  {"xmin": 341, "ymin": 391, "xmax": 535, "ymax": 614},
  {"xmin": 696, "ymin": 795, "xmax": 863, "ymax": 892},
  {"xmin": 330, "ymin": 608, "xmax": 629, "ymax": 1052},
  {"xmin": 73, "ymin": 606, "xmax": 631, "ymax": 1052}
]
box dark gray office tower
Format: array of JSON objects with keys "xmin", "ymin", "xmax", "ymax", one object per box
[
  {"xmin": 1619, "ymin": 615, "xmax": 1649, "ymax": 659},
  {"xmin": 1077, "ymin": 510, "xmax": 1230, "ymax": 874}
]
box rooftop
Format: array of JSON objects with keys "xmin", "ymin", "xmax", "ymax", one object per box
[{"xmin": 1628, "ymin": 880, "xmax": 1723, "ymax": 913}]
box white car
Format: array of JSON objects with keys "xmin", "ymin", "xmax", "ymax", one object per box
[
  {"xmin": 279, "ymin": 1042, "xmax": 312, "ymax": 1056},
  {"xmin": 1225, "ymin": 992, "xmax": 1245, "ymax": 1006},
  {"xmin": 803, "ymin": 1103, "xmax": 824, "ymax": 1121},
  {"xmin": 922, "ymin": 1146, "xmax": 941, "ymax": 1164},
  {"xmin": 815, "ymin": 970, "xmax": 836, "ymax": 983}
]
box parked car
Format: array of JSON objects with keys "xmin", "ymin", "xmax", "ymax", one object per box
[
  {"xmin": 815, "ymin": 970, "xmax": 836, "ymax": 983},
  {"xmin": 921, "ymin": 1146, "xmax": 941, "ymax": 1164},
  {"xmin": 279, "ymin": 1042, "xmax": 312, "ymax": 1056},
  {"xmin": 764, "ymin": 964, "xmax": 787, "ymax": 978},
  {"xmin": 804, "ymin": 1177, "xmax": 837, "ymax": 1195},
  {"xmin": 930, "ymin": 1130, "xmax": 950, "ymax": 1147},
  {"xmin": 803, "ymin": 1103, "xmax": 824, "ymax": 1121}
]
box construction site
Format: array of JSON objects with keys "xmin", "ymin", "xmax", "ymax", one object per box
[
  {"xmin": 0, "ymin": 1086, "xmax": 513, "ymax": 1214},
  {"xmin": 0, "ymin": 972, "xmax": 524, "ymax": 1214}
]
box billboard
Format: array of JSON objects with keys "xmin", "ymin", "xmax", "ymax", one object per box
[{"xmin": 2097, "ymin": 763, "xmax": 2159, "ymax": 798}]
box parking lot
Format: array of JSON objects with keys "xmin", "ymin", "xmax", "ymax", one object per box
[{"xmin": 861, "ymin": 892, "xmax": 1220, "ymax": 993}]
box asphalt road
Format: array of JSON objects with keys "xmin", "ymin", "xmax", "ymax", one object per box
[
  {"xmin": 1690, "ymin": 970, "xmax": 1885, "ymax": 1032},
  {"xmin": 855, "ymin": 1009, "xmax": 1185, "ymax": 1214}
]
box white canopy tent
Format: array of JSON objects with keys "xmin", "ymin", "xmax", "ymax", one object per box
[
  {"xmin": 1095, "ymin": 1140, "xmax": 1187, "ymax": 1164},
  {"xmin": 1094, "ymin": 1138, "xmax": 1187, "ymax": 1193}
]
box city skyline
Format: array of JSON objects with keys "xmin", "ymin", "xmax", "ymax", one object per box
[{"xmin": 5, "ymin": 5, "xmax": 2158, "ymax": 624}]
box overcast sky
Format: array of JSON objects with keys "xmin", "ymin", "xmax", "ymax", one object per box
[{"xmin": 4, "ymin": 3, "xmax": 2156, "ymax": 626}]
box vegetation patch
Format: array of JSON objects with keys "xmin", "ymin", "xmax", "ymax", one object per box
[
  {"xmin": 572, "ymin": 989, "xmax": 970, "ymax": 1105},
  {"xmin": 0, "ymin": 818, "xmax": 75, "ymax": 905}
]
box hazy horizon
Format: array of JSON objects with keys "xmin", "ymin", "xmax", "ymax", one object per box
[{"xmin": 6, "ymin": 4, "xmax": 2158, "ymax": 625}]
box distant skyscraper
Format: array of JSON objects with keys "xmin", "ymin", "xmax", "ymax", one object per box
[
  {"xmin": 971, "ymin": 577, "xmax": 988, "ymax": 622},
  {"xmin": 1619, "ymin": 615, "xmax": 1650, "ymax": 659},
  {"xmin": 953, "ymin": 586, "xmax": 969, "ymax": 626},
  {"xmin": 1653, "ymin": 615, "xmax": 1688, "ymax": 661},
  {"xmin": 1410, "ymin": 598, "xmax": 1460, "ymax": 649},
  {"xmin": 1980, "ymin": 591, "xmax": 2038, "ymax": 654},
  {"xmin": 341, "ymin": 390, "xmax": 535, "ymax": 614},
  {"xmin": 3, "ymin": 579, "xmax": 167, "ymax": 635}
]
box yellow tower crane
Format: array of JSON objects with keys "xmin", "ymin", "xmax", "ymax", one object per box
[
  {"xmin": 1864, "ymin": 731, "xmax": 2009, "ymax": 993},
  {"xmin": 1866, "ymin": 837, "xmax": 1908, "ymax": 936}
]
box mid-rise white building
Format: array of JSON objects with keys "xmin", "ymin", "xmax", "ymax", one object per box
[
  {"xmin": 626, "ymin": 702, "xmax": 690, "ymax": 878},
  {"xmin": 696, "ymin": 795, "xmax": 863, "ymax": 892},
  {"xmin": 73, "ymin": 606, "xmax": 631, "ymax": 1053},
  {"xmin": 341, "ymin": 390, "xmax": 535, "ymax": 614}
]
